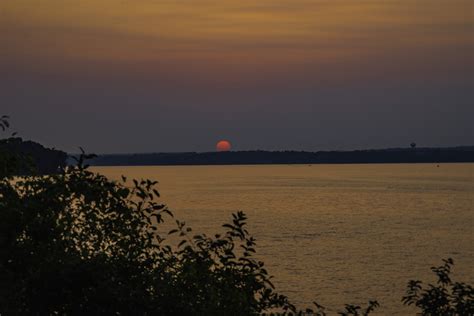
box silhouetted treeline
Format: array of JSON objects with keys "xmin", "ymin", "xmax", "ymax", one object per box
[
  {"xmin": 0, "ymin": 137, "xmax": 67, "ymax": 174},
  {"xmin": 85, "ymin": 147, "xmax": 474, "ymax": 166}
]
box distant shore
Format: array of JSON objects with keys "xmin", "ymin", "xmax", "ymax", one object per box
[{"xmin": 79, "ymin": 146, "xmax": 474, "ymax": 166}]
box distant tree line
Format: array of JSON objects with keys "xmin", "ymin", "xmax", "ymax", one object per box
[{"xmin": 86, "ymin": 147, "xmax": 474, "ymax": 166}]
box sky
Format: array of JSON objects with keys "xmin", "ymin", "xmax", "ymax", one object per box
[{"xmin": 1, "ymin": 0, "xmax": 472, "ymax": 153}]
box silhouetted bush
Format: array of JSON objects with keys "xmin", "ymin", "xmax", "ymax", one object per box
[
  {"xmin": 402, "ymin": 258, "xmax": 474, "ymax": 316},
  {"xmin": 0, "ymin": 154, "xmax": 298, "ymax": 314}
]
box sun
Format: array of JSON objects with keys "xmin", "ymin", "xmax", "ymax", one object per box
[{"xmin": 216, "ymin": 140, "xmax": 231, "ymax": 152}]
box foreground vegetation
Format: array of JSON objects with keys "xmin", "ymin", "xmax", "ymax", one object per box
[{"xmin": 0, "ymin": 117, "xmax": 472, "ymax": 315}]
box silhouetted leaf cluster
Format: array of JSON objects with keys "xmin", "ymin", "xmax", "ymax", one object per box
[
  {"xmin": 402, "ymin": 258, "xmax": 474, "ymax": 315},
  {"xmin": 0, "ymin": 115, "xmax": 9, "ymax": 131}
]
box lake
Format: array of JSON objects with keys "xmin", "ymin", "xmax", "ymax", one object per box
[{"xmin": 93, "ymin": 163, "xmax": 473, "ymax": 315}]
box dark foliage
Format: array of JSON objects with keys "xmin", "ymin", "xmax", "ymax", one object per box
[
  {"xmin": 293, "ymin": 300, "xmax": 379, "ymax": 316},
  {"xmin": 0, "ymin": 161, "xmax": 298, "ymax": 314},
  {"xmin": 0, "ymin": 115, "xmax": 10, "ymax": 132},
  {"xmin": 402, "ymin": 258, "xmax": 474, "ymax": 315}
]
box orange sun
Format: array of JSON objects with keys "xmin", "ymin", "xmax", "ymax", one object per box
[{"xmin": 216, "ymin": 140, "xmax": 231, "ymax": 152}]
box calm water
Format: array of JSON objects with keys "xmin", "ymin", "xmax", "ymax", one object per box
[{"xmin": 94, "ymin": 163, "xmax": 474, "ymax": 315}]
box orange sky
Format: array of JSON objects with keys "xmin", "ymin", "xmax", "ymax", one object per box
[{"xmin": 2, "ymin": 0, "xmax": 472, "ymax": 78}]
